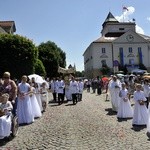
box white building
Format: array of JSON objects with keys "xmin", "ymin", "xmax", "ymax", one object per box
[{"xmin": 83, "ymin": 12, "xmax": 150, "ymax": 78}]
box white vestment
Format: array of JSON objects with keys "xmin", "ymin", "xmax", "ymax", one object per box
[
  {"xmin": 132, "ymin": 90, "xmax": 148, "ymax": 125},
  {"xmin": 109, "ymin": 80, "xmax": 121, "ymax": 112}
]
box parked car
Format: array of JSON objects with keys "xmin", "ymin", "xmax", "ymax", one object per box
[{"xmin": 131, "ymin": 69, "xmax": 147, "ymax": 75}]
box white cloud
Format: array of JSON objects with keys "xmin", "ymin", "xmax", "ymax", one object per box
[
  {"xmin": 147, "ymin": 17, "xmax": 150, "ymax": 22},
  {"xmin": 116, "ymin": 6, "xmax": 135, "ymax": 22},
  {"xmin": 136, "ymin": 25, "xmax": 144, "ymax": 34},
  {"xmin": 115, "ymin": 6, "xmax": 144, "ymax": 34}
]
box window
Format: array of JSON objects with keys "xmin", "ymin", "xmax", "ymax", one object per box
[
  {"xmin": 119, "ymin": 28, "xmax": 124, "ymax": 30},
  {"xmin": 129, "ymin": 47, "xmax": 132, "ymax": 53},
  {"xmin": 102, "ymin": 48, "xmax": 106, "ymax": 53},
  {"xmin": 101, "ymin": 60, "xmax": 106, "ymax": 67}
]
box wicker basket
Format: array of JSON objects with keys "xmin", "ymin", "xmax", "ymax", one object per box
[{"xmin": 139, "ymin": 100, "xmax": 145, "ymax": 105}]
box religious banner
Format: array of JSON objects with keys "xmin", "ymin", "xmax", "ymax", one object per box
[{"xmin": 58, "ymin": 66, "xmax": 76, "ymax": 74}]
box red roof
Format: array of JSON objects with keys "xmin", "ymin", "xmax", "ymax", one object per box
[{"xmin": 0, "ymin": 21, "xmax": 16, "ymax": 33}]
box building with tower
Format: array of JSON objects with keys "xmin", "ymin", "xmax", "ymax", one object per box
[{"xmin": 83, "ymin": 12, "xmax": 150, "ymax": 78}]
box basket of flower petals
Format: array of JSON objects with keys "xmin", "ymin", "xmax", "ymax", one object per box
[{"xmin": 139, "ymin": 100, "xmax": 145, "ymax": 105}]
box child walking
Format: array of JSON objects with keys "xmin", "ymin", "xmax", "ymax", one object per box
[
  {"xmin": 0, "ymin": 93, "xmax": 13, "ymax": 139},
  {"xmin": 132, "ymin": 84, "xmax": 148, "ymax": 126},
  {"xmin": 117, "ymin": 83, "xmax": 133, "ymax": 119}
]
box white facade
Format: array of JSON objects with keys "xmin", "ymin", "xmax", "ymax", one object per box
[{"xmin": 83, "ymin": 12, "xmax": 150, "ymax": 78}]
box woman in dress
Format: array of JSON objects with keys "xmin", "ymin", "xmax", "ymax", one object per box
[
  {"xmin": 40, "ymin": 82, "xmax": 49, "ymax": 112},
  {"xmin": 29, "ymin": 82, "xmax": 42, "ymax": 118},
  {"xmin": 0, "ymin": 93, "xmax": 13, "ymax": 139},
  {"xmin": 17, "ymin": 75, "xmax": 34, "ymax": 125},
  {"xmin": 132, "ymin": 84, "xmax": 148, "ymax": 126},
  {"xmin": 117, "ymin": 83, "xmax": 133, "ymax": 119}
]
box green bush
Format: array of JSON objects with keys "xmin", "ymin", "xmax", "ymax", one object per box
[
  {"xmin": 35, "ymin": 59, "xmax": 46, "ymax": 77},
  {"xmin": 100, "ymin": 65, "xmax": 110, "ymax": 75}
]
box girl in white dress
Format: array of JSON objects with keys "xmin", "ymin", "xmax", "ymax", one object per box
[
  {"xmin": 117, "ymin": 83, "xmax": 133, "ymax": 118},
  {"xmin": 0, "ymin": 93, "xmax": 13, "ymax": 139},
  {"xmin": 17, "ymin": 75, "xmax": 34, "ymax": 124},
  {"xmin": 40, "ymin": 82, "xmax": 48, "ymax": 112},
  {"xmin": 132, "ymin": 84, "xmax": 148, "ymax": 126},
  {"xmin": 34, "ymin": 83, "xmax": 43, "ymax": 112},
  {"xmin": 29, "ymin": 82, "xmax": 42, "ymax": 118}
]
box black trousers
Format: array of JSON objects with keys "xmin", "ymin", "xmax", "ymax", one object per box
[
  {"xmin": 53, "ymin": 92, "xmax": 56, "ymax": 101},
  {"xmin": 72, "ymin": 93, "xmax": 77, "ymax": 104},
  {"xmin": 78, "ymin": 93, "xmax": 82, "ymax": 101},
  {"xmin": 58, "ymin": 93, "xmax": 64, "ymax": 104}
]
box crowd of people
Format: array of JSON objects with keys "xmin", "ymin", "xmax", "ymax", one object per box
[
  {"xmin": 50, "ymin": 76, "xmax": 84, "ymax": 105},
  {"xmin": 0, "ymin": 72, "xmax": 85, "ymax": 139},
  {"xmin": 1, "ymin": 70, "xmax": 150, "ymax": 139},
  {"xmin": 0, "ymin": 72, "xmax": 50, "ymax": 139},
  {"xmin": 84, "ymin": 74, "xmax": 150, "ymax": 137},
  {"xmin": 107, "ymin": 74, "xmax": 150, "ymax": 137}
]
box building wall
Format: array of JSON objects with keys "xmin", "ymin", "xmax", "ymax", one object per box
[{"xmin": 102, "ymin": 23, "xmax": 135, "ymax": 36}]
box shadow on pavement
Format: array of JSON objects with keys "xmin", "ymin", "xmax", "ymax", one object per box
[
  {"xmin": 65, "ymin": 103, "xmax": 76, "ymax": 106},
  {"xmin": 131, "ymin": 125, "xmax": 146, "ymax": 132},
  {"xmin": 0, "ymin": 136, "xmax": 14, "ymax": 146},
  {"xmin": 105, "ymin": 108, "xmax": 117, "ymax": 116},
  {"xmin": 50, "ymin": 104, "xmax": 61, "ymax": 107},
  {"xmin": 117, "ymin": 117, "xmax": 132, "ymax": 122}
]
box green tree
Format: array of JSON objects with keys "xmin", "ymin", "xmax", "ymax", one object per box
[
  {"xmin": 35, "ymin": 59, "xmax": 46, "ymax": 77},
  {"xmin": 0, "ymin": 34, "xmax": 38, "ymax": 78},
  {"xmin": 38, "ymin": 41, "xmax": 66, "ymax": 78}
]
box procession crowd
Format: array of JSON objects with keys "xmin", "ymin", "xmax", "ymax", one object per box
[
  {"xmin": 1, "ymin": 70, "xmax": 150, "ymax": 140},
  {"xmin": 85, "ymin": 74, "xmax": 150, "ymax": 137},
  {"xmin": 0, "ymin": 72, "xmax": 84, "ymax": 140}
]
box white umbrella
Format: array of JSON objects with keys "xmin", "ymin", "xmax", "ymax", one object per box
[{"xmin": 28, "ymin": 74, "xmax": 45, "ymax": 84}]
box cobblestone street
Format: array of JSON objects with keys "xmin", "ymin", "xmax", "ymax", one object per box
[{"xmin": 0, "ymin": 91, "xmax": 150, "ymax": 150}]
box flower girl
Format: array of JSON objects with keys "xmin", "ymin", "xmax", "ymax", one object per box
[
  {"xmin": 29, "ymin": 82, "xmax": 42, "ymax": 118},
  {"xmin": 0, "ymin": 93, "xmax": 13, "ymax": 139},
  {"xmin": 117, "ymin": 83, "xmax": 133, "ymax": 119},
  {"xmin": 132, "ymin": 84, "xmax": 148, "ymax": 126}
]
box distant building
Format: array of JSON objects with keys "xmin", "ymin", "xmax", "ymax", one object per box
[
  {"xmin": 83, "ymin": 12, "xmax": 150, "ymax": 78},
  {"xmin": 0, "ymin": 21, "xmax": 16, "ymax": 34}
]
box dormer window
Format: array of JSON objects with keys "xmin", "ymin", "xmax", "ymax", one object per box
[{"xmin": 119, "ymin": 28, "xmax": 124, "ymax": 30}]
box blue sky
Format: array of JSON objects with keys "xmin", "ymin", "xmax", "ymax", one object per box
[{"xmin": 0, "ymin": 0, "xmax": 150, "ymax": 71}]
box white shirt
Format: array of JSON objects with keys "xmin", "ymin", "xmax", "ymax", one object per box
[
  {"xmin": 70, "ymin": 80, "xmax": 78, "ymax": 94},
  {"xmin": 56, "ymin": 80, "xmax": 65, "ymax": 94}
]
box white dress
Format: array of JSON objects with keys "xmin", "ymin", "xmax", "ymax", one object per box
[
  {"xmin": 117, "ymin": 89, "xmax": 133, "ymax": 118},
  {"xmin": 0, "ymin": 101, "xmax": 12, "ymax": 139},
  {"xmin": 132, "ymin": 90, "xmax": 148, "ymax": 125},
  {"xmin": 41, "ymin": 87, "xmax": 48, "ymax": 104},
  {"xmin": 109, "ymin": 80, "xmax": 121, "ymax": 112},
  {"xmin": 17, "ymin": 82, "xmax": 34, "ymax": 124},
  {"xmin": 35, "ymin": 87, "xmax": 43, "ymax": 112},
  {"xmin": 30, "ymin": 87, "xmax": 42, "ymax": 118}
]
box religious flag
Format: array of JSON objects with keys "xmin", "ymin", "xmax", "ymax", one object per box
[{"xmin": 123, "ymin": 6, "xmax": 128, "ymax": 11}]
